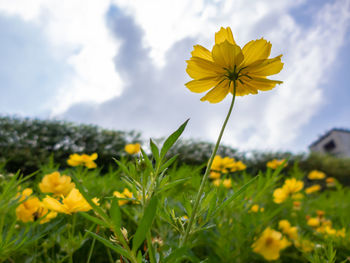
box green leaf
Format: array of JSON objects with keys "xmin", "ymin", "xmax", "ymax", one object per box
[
  {"xmin": 150, "ymin": 139, "xmax": 160, "ymax": 163},
  {"xmin": 160, "ymin": 119, "xmax": 189, "ymax": 159},
  {"xmin": 157, "ymin": 178, "xmax": 191, "ymax": 194},
  {"xmin": 79, "ymin": 212, "xmax": 109, "ymax": 228},
  {"xmin": 140, "ymin": 148, "xmax": 154, "ymax": 171},
  {"xmin": 132, "ymin": 196, "xmax": 159, "ymax": 252},
  {"xmin": 86, "ymin": 231, "xmax": 129, "ymax": 258},
  {"xmin": 214, "ymin": 175, "xmax": 258, "ymax": 216},
  {"xmin": 110, "ymin": 198, "xmax": 122, "ymax": 233},
  {"xmin": 160, "ymin": 154, "xmax": 179, "ymax": 172},
  {"xmin": 113, "ymin": 158, "xmax": 130, "ymax": 176}
]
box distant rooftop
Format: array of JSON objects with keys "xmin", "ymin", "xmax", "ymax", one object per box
[{"xmin": 309, "ymin": 128, "xmax": 350, "ymax": 148}]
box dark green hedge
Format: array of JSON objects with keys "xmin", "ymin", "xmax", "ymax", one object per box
[{"xmin": 0, "ymin": 116, "xmax": 140, "ymax": 173}]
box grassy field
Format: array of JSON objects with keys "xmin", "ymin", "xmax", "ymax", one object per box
[{"xmin": 0, "ymin": 144, "xmax": 349, "ymax": 263}]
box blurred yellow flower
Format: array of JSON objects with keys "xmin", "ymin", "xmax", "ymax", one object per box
[
  {"xmin": 266, "ymin": 159, "xmax": 287, "ymax": 169},
  {"xmin": 16, "ymin": 191, "xmax": 57, "ymax": 224},
  {"xmin": 212, "ymin": 179, "xmax": 221, "ymax": 187},
  {"xmin": 278, "ymin": 220, "xmax": 298, "ymax": 240},
  {"xmin": 252, "ymin": 227, "xmax": 290, "ymax": 261},
  {"xmin": 305, "ymin": 184, "xmax": 321, "ymax": 194},
  {"xmin": 16, "ymin": 188, "xmax": 33, "ymax": 201},
  {"xmin": 249, "ymin": 204, "xmax": 264, "ymax": 213},
  {"xmin": 307, "ymin": 217, "xmax": 320, "ymax": 227},
  {"xmin": 273, "ymin": 178, "xmax": 303, "ymax": 204},
  {"xmin": 67, "ymin": 153, "xmax": 98, "ymax": 169},
  {"xmin": 209, "ymin": 171, "xmax": 221, "ymax": 179},
  {"xmin": 43, "ymin": 188, "xmax": 97, "ymax": 214},
  {"xmin": 186, "ymin": 27, "xmax": 283, "ymax": 103},
  {"xmin": 124, "ymin": 143, "xmax": 141, "ymax": 155},
  {"xmin": 113, "ymin": 188, "xmax": 134, "ymax": 206},
  {"xmin": 326, "ymin": 177, "xmax": 336, "ymax": 187},
  {"xmin": 39, "ymin": 171, "xmax": 75, "ymax": 196},
  {"xmin": 307, "ymin": 170, "xmax": 326, "ymax": 180},
  {"xmin": 222, "ymin": 178, "xmax": 232, "ymax": 189},
  {"xmin": 283, "ymin": 178, "xmax": 304, "ymax": 194}
]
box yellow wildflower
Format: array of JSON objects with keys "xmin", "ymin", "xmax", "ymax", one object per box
[
  {"xmin": 186, "ymin": 27, "xmax": 283, "ymax": 103},
  {"xmin": 273, "ymin": 188, "xmax": 289, "ymax": 204},
  {"xmin": 307, "ymin": 217, "xmax": 320, "ymax": 228},
  {"xmin": 43, "ymin": 188, "xmax": 97, "ymax": 214},
  {"xmin": 278, "ymin": 220, "xmax": 298, "ymax": 240},
  {"xmin": 16, "ymin": 188, "xmax": 33, "ymax": 201},
  {"xmin": 212, "ymin": 179, "xmax": 222, "ymax": 187},
  {"xmin": 209, "ymin": 171, "xmax": 221, "ymax": 179},
  {"xmin": 67, "ymin": 153, "xmax": 98, "ymax": 169},
  {"xmin": 266, "ymin": 159, "xmax": 287, "ymax": 169},
  {"xmin": 336, "ymin": 228, "xmax": 346, "ymax": 238},
  {"xmin": 326, "ymin": 177, "xmax": 336, "ymax": 187},
  {"xmin": 273, "ymin": 178, "xmax": 303, "ymax": 204},
  {"xmin": 231, "ymin": 160, "xmax": 247, "ymax": 172},
  {"xmin": 113, "ymin": 188, "xmax": 134, "ymax": 206},
  {"xmin": 39, "ymin": 171, "xmax": 75, "ymax": 196},
  {"xmin": 16, "ymin": 195, "xmax": 57, "ymax": 224},
  {"xmin": 222, "ymin": 178, "xmax": 232, "ymax": 189},
  {"xmin": 307, "ymin": 170, "xmax": 326, "ymax": 180},
  {"xmin": 252, "ymin": 227, "xmax": 290, "ymax": 261},
  {"xmin": 250, "ymin": 204, "xmax": 264, "ymax": 213},
  {"xmin": 305, "ymin": 184, "xmax": 321, "ymax": 194},
  {"xmin": 124, "ymin": 143, "xmax": 141, "ymax": 155}
]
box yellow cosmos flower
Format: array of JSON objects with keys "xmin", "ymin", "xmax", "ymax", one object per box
[
  {"xmin": 209, "ymin": 171, "xmax": 221, "ymax": 179},
  {"xmin": 212, "ymin": 179, "xmax": 221, "ymax": 187},
  {"xmin": 307, "ymin": 217, "xmax": 320, "ymax": 228},
  {"xmin": 43, "ymin": 188, "xmax": 98, "ymax": 214},
  {"xmin": 222, "ymin": 178, "xmax": 232, "ymax": 189},
  {"xmin": 231, "ymin": 160, "xmax": 247, "ymax": 172},
  {"xmin": 186, "ymin": 27, "xmax": 283, "ymax": 103},
  {"xmin": 39, "ymin": 171, "xmax": 75, "ymax": 196},
  {"xmin": 67, "ymin": 153, "xmax": 98, "ymax": 169},
  {"xmin": 307, "ymin": 170, "xmax": 326, "ymax": 180},
  {"xmin": 305, "ymin": 184, "xmax": 321, "ymax": 194},
  {"xmin": 124, "ymin": 143, "xmax": 141, "ymax": 155},
  {"xmin": 283, "ymin": 178, "xmax": 304, "ymax": 194},
  {"xmin": 113, "ymin": 188, "xmax": 134, "ymax": 206},
  {"xmin": 266, "ymin": 159, "xmax": 287, "ymax": 169},
  {"xmin": 252, "ymin": 227, "xmax": 290, "ymax": 261},
  {"xmin": 16, "ymin": 195, "xmax": 57, "ymax": 224},
  {"xmin": 278, "ymin": 220, "xmax": 298, "ymax": 240},
  {"xmin": 249, "ymin": 204, "xmax": 264, "ymax": 213}
]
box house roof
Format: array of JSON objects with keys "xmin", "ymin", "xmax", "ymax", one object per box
[{"xmin": 309, "ymin": 128, "xmax": 350, "ymax": 148}]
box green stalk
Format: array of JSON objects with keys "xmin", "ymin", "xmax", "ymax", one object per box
[{"xmin": 180, "ymin": 80, "xmax": 237, "ymax": 246}]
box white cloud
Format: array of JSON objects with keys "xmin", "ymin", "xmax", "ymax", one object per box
[
  {"xmin": 1, "ymin": 0, "xmax": 349, "ymax": 152},
  {"xmin": 0, "ymin": 0, "xmax": 123, "ymax": 114}
]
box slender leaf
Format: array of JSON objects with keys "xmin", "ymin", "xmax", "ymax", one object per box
[
  {"xmin": 79, "ymin": 212, "xmax": 109, "ymax": 228},
  {"xmin": 110, "ymin": 197, "xmax": 122, "ymax": 232},
  {"xmin": 132, "ymin": 196, "xmax": 159, "ymax": 252},
  {"xmin": 214, "ymin": 175, "xmax": 258, "ymax": 216},
  {"xmin": 157, "ymin": 178, "xmax": 191, "ymax": 194},
  {"xmin": 150, "ymin": 139, "xmax": 160, "ymax": 163},
  {"xmin": 160, "ymin": 154, "xmax": 179, "ymax": 172},
  {"xmin": 160, "ymin": 119, "xmax": 189, "ymax": 159},
  {"xmin": 86, "ymin": 231, "xmax": 129, "ymax": 258},
  {"xmin": 140, "ymin": 148, "xmax": 154, "ymax": 171}
]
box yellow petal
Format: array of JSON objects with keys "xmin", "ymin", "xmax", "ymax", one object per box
[
  {"xmin": 244, "ymin": 76, "xmax": 283, "ymax": 91},
  {"xmin": 241, "ymin": 39, "xmax": 272, "ymax": 66},
  {"xmin": 90, "ymin": 153, "xmax": 98, "ymax": 160},
  {"xmin": 215, "ymin": 27, "xmax": 236, "ymax": 45},
  {"xmin": 191, "ymin": 45, "xmax": 213, "ymax": 61},
  {"xmin": 185, "ymin": 77, "xmax": 220, "ymax": 93},
  {"xmin": 186, "ymin": 57, "xmax": 224, "ymax": 79},
  {"xmin": 235, "ymin": 80, "xmax": 258, "ymax": 96},
  {"xmin": 200, "ymin": 79, "xmax": 230, "ymax": 103},
  {"xmin": 243, "ymin": 55, "xmax": 283, "ymax": 76},
  {"xmin": 212, "ymin": 41, "xmax": 243, "ymax": 69},
  {"xmin": 43, "ymin": 196, "xmax": 69, "ymax": 214}
]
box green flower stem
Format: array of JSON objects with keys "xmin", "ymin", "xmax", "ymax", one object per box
[{"xmin": 180, "ymin": 80, "xmax": 237, "ymax": 247}]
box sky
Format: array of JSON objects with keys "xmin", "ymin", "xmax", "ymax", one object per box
[{"xmin": 0, "ymin": 0, "xmax": 349, "ymax": 153}]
